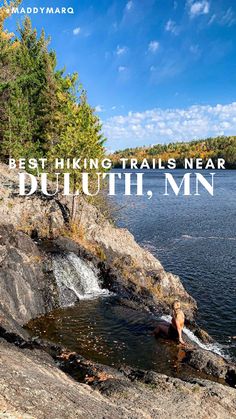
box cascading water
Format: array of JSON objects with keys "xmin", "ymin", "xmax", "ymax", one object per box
[
  {"xmin": 52, "ymin": 252, "xmax": 110, "ymax": 307},
  {"xmin": 161, "ymin": 314, "xmax": 226, "ymax": 357}
]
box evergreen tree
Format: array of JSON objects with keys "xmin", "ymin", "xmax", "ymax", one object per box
[
  {"xmin": 0, "ymin": 5, "xmax": 107, "ymax": 208},
  {"xmin": 15, "ymin": 18, "xmax": 59, "ymax": 152},
  {"xmin": 49, "ymin": 90, "xmax": 106, "ymax": 220},
  {"xmin": 0, "ymin": 14, "xmax": 64, "ymax": 160},
  {"xmin": 1, "ymin": 84, "xmax": 35, "ymax": 159}
]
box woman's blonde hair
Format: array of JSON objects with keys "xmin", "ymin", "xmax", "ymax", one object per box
[{"xmin": 172, "ymin": 300, "xmax": 181, "ymax": 311}]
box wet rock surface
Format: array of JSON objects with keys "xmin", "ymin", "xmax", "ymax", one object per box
[{"xmin": 184, "ymin": 348, "xmax": 236, "ymax": 387}]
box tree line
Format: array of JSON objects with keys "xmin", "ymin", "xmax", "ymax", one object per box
[
  {"xmin": 0, "ymin": 1, "xmax": 106, "ymax": 218},
  {"xmin": 111, "ymin": 136, "xmax": 236, "ymax": 169}
]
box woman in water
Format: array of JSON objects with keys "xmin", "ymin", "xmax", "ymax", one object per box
[{"xmin": 154, "ymin": 300, "xmax": 185, "ymax": 345}]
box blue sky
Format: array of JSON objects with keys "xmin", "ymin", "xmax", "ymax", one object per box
[{"xmin": 3, "ymin": 0, "xmax": 236, "ymax": 150}]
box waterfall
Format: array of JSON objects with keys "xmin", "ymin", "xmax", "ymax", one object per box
[{"xmin": 52, "ymin": 252, "xmax": 110, "ymax": 307}]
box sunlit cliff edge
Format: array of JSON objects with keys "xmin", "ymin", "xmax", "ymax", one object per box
[{"xmin": 0, "ymin": 162, "xmax": 235, "ymax": 419}]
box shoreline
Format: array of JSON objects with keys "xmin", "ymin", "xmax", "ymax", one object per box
[{"xmin": 0, "ymin": 162, "xmax": 235, "ymax": 417}]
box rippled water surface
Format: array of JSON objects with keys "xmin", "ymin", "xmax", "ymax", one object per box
[
  {"xmin": 27, "ymin": 297, "xmax": 223, "ymax": 382},
  {"xmin": 28, "ymin": 169, "xmax": 235, "ymax": 374},
  {"xmin": 109, "ymin": 169, "xmax": 236, "ymax": 359}
]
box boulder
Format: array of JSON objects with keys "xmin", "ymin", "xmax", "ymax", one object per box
[{"xmin": 184, "ymin": 348, "xmax": 236, "ymax": 387}]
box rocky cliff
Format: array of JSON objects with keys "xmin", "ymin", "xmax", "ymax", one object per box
[
  {"xmin": 0, "ymin": 162, "xmax": 235, "ymax": 419},
  {"xmin": 0, "ymin": 163, "xmax": 196, "ymax": 320},
  {"xmin": 0, "ymin": 224, "xmax": 58, "ymax": 327}
]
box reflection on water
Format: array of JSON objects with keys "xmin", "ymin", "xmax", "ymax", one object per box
[{"xmin": 27, "ymin": 297, "xmax": 224, "ymax": 383}]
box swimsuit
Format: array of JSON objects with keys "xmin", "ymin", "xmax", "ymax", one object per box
[{"xmin": 168, "ymin": 324, "xmax": 179, "ymax": 340}]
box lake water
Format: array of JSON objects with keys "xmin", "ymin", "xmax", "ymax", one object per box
[
  {"xmin": 109, "ymin": 169, "xmax": 236, "ymax": 360},
  {"xmin": 27, "ymin": 169, "xmax": 235, "ymax": 380}
]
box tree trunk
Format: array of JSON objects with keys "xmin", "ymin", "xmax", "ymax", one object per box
[{"xmin": 71, "ymin": 174, "xmax": 77, "ymax": 222}]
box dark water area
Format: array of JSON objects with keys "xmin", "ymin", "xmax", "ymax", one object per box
[
  {"xmin": 26, "ymin": 297, "xmax": 223, "ymax": 383},
  {"xmin": 27, "ymin": 169, "xmax": 235, "ymax": 378},
  {"xmin": 109, "ymin": 169, "xmax": 236, "ymax": 360}
]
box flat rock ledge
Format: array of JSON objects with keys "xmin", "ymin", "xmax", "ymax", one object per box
[{"xmin": 0, "ymin": 339, "xmax": 236, "ymax": 419}]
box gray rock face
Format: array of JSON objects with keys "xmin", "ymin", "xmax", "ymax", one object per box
[
  {"xmin": 76, "ymin": 199, "xmax": 197, "ymax": 319},
  {"xmin": 185, "ymin": 349, "xmax": 228, "ymax": 378},
  {"xmin": 0, "ymin": 164, "xmax": 68, "ymax": 237},
  {"xmin": 0, "ymin": 162, "xmax": 197, "ymax": 320},
  {"xmin": 0, "ymin": 224, "xmax": 58, "ymax": 326},
  {"xmin": 0, "ymin": 309, "xmax": 29, "ymax": 343}
]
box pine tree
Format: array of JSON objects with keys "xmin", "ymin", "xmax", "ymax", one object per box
[
  {"xmin": 49, "ymin": 90, "xmax": 106, "ymax": 220},
  {"xmin": 1, "ymin": 84, "xmax": 36, "ymax": 160},
  {"xmin": 0, "ymin": 1, "xmax": 22, "ymax": 160},
  {"xmin": 15, "ymin": 18, "xmax": 58, "ymax": 152},
  {"xmin": 0, "ymin": 9, "xmax": 107, "ymax": 190}
]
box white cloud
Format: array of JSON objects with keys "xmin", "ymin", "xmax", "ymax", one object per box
[
  {"xmin": 116, "ymin": 45, "xmax": 128, "ymax": 56},
  {"xmin": 220, "ymin": 8, "xmax": 235, "ymax": 27},
  {"xmin": 118, "ymin": 66, "xmax": 127, "ymax": 73},
  {"xmin": 103, "ymin": 102, "xmax": 236, "ymax": 149},
  {"xmin": 73, "ymin": 27, "xmax": 81, "ymax": 35},
  {"xmin": 125, "ymin": 0, "xmax": 133, "ymax": 11},
  {"xmin": 208, "ymin": 14, "xmax": 216, "ymax": 25},
  {"xmin": 189, "ymin": 44, "xmax": 200, "ymax": 54},
  {"xmin": 95, "ymin": 105, "xmax": 104, "ymax": 113},
  {"xmin": 165, "ymin": 19, "xmax": 179, "ymax": 35},
  {"xmin": 148, "ymin": 40, "xmax": 159, "ymax": 53},
  {"xmin": 188, "ymin": 1, "xmax": 210, "ymax": 18},
  {"xmin": 208, "ymin": 8, "xmax": 235, "ymax": 27}
]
